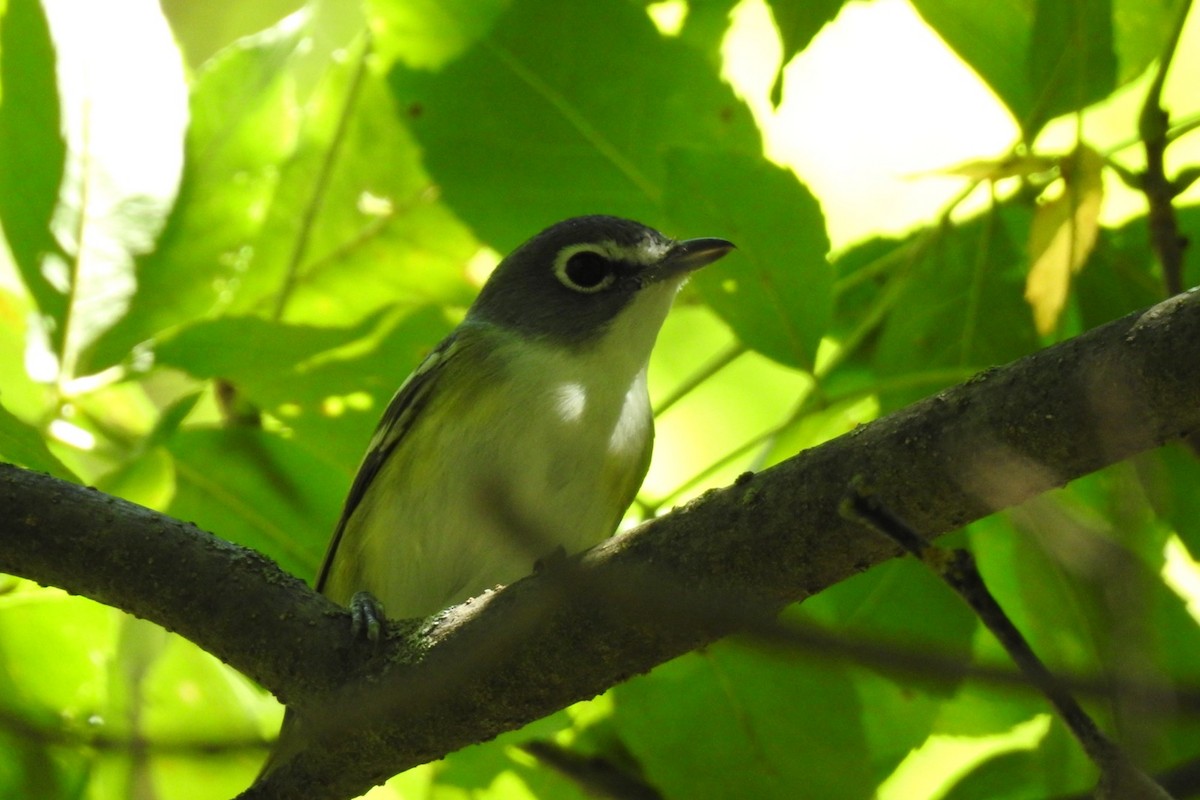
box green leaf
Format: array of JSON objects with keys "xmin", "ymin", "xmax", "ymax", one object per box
[
  {"xmin": 387, "ymin": 0, "xmax": 760, "ymax": 252},
  {"xmin": 164, "ymin": 0, "xmax": 315, "ymax": 69},
  {"xmin": 0, "ymin": 589, "xmax": 113, "ymax": 798},
  {"xmin": 676, "ymin": 0, "xmax": 739, "ymax": 63},
  {"xmin": 141, "ymin": 634, "xmax": 277, "ymax": 745},
  {"xmin": 1024, "ymin": 147, "xmax": 1105, "ymax": 334},
  {"xmin": 94, "ymin": 445, "xmax": 175, "ymax": 511},
  {"xmin": 1183, "ymin": 204, "xmax": 1200, "ymax": 291},
  {"xmin": 645, "ymin": 305, "xmax": 813, "ymax": 503},
  {"xmin": 1041, "ymin": 199, "xmax": 1200, "ymax": 337},
  {"xmin": 366, "ymin": 0, "xmax": 507, "ymax": 69},
  {"xmin": 931, "ymin": 675, "xmax": 1046, "ymax": 739},
  {"xmin": 978, "ymin": 484, "xmax": 1200, "ymax": 688},
  {"xmin": 804, "ymin": 558, "xmax": 978, "ymax": 682},
  {"xmin": 157, "ymin": 313, "xmax": 382, "ymax": 381},
  {"xmin": 85, "ymin": 24, "xmax": 477, "ymax": 372},
  {"xmin": 768, "ymin": 0, "xmax": 844, "ymax": 64},
  {"xmin": 0, "ymin": 725, "xmax": 87, "ymax": 800},
  {"xmin": 869, "ymin": 204, "xmax": 1039, "ymax": 409},
  {"xmin": 969, "ymin": 510, "xmax": 1106, "ymax": 674},
  {"xmin": 0, "ymin": 397, "xmax": 77, "ymax": 481},
  {"xmin": 663, "ymin": 148, "xmax": 832, "ymax": 370},
  {"xmin": 0, "ymin": 0, "xmax": 67, "ymax": 349},
  {"xmin": 83, "ymin": 17, "xmax": 306, "ymax": 370},
  {"xmin": 431, "ymin": 715, "xmax": 587, "ymax": 800},
  {"xmin": 938, "ymin": 731, "xmax": 1067, "ymax": 799},
  {"xmin": 1139, "ymin": 444, "xmax": 1200, "ymax": 565},
  {"xmin": 0, "ymin": 288, "xmax": 51, "ymax": 424},
  {"xmin": 0, "ymin": 589, "xmax": 118, "ymax": 722},
  {"xmin": 911, "ymin": 0, "xmax": 1118, "ymax": 138},
  {"xmin": 1025, "ymin": 0, "xmax": 1116, "ymax": 137},
  {"xmin": 242, "ymin": 53, "xmax": 479, "ymax": 326},
  {"xmin": 799, "ymin": 559, "xmax": 979, "ymax": 779},
  {"xmin": 36, "ymin": 0, "xmax": 187, "ymax": 377},
  {"xmin": 909, "ymin": 0, "xmax": 1035, "ymax": 131},
  {"xmin": 765, "ymin": 0, "xmax": 844, "ymax": 105},
  {"xmin": 614, "ymin": 645, "xmax": 871, "ymax": 799},
  {"xmin": 1072, "ymin": 209, "xmax": 1164, "ymax": 331},
  {"xmin": 968, "ymin": 483, "xmax": 1200, "ymax": 774},
  {"xmin": 1111, "ymin": 0, "xmax": 1189, "ymax": 83},
  {"xmin": 157, "ymin": 305, "xmax": 453, "ymax": 470},
  {"xmin": 165, "ymin": 427, "xmax": 344, "ymax": 581}
]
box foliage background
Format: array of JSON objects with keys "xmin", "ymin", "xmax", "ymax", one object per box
[{"xmin": 1, "ymin": 0, "xmax": 1200, "ymax": 798}]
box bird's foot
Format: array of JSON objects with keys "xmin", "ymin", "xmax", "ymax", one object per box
[
  {"xmin": 349, "ymin": 590, "xmax": 386, "ymax": 644},
  {"xmin": 533, "ymin": 545, "xmax": 568, "ymax": 573}
]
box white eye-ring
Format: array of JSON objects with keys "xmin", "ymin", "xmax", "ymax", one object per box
[{"xmin": 554, "ymin": 244, "xmax": 618, "ymax": 293}]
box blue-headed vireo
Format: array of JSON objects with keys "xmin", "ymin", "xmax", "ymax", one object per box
[
  {"xmin": 256, "ymin": 216, "xmax": 732, "ymax": 784},
  {"xmin": 316, "ymin": 215, "xmax": 734, "ymax": 634}
]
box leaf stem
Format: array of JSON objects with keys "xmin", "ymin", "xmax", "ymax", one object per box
[
  {"xmin": 56, "ymin": 97, "xmax": 92, "ymax": 387},
  {"xmin": 1138, "ymin": 0, "xmax": 1194, "ymax": 297},
  {"xmin": 481, "ymin": 40, "xmax": 661, "ymax": 204},
  {"xmin": 842, "ymin": 487, "xmax": 1174, "ymax": 800},
  {"xmin": 652, "ymin": 341, "xmax": 745, "ymax": 417},
  {"xmin": 271, "ymin": 35, "xmax": 372, "ymax": 321}
]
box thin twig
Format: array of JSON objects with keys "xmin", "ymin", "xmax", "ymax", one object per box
[
  {"xmin": 520, "ymin": 741, "xmax": 663, "ymax": 800},
  {"xmin": 1138, "ymin": 0, "xmax": 1194, "ymax": 296},
  {"xmin": 271, "ymin": 35, "xmax": 373, "ymax": 321},
  {"xmin": 842, "ymin": 483, "xmax": 1174, "ymax": 800},
  {"xmin": 652, "ymin": 341, "xmax": 745, "ymax": 417}
]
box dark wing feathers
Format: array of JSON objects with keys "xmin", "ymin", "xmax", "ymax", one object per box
[{"xmin": 313, "ymin": 335, "xmax": 458, "ymax": 594}]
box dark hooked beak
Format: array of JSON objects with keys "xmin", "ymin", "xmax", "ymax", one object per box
[{"xmin": 643, "ymin": 237, "xmax": 736, "ymax": 284}]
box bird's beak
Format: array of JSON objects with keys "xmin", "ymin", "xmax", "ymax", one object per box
[{"xmin": 644, "ymin": 237, "xmax": 736, "ymax": 284}]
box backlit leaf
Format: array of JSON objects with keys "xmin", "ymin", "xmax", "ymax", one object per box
[
  {"xmin": 663, "ymin": 148, "xmax": 831, "ymax": 370},
  {"xmin": 1025, "ymin": 146, "xmax": 1104, "ymax": 335},
  {"xmin": 387, "ymin": 0, "xmax": 760, "ymax": 252}
]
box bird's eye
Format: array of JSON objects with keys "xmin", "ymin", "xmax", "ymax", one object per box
[{"xmin": 556, "ymin": 248, "xmax": 617, "ymax": 293}]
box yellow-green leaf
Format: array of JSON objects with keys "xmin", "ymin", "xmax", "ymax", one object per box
[{"xmin": 1025, "ymin": 146, "xmax": 1104, "ymax": 335}]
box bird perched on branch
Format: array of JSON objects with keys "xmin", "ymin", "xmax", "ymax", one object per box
[{"xmin": 255, "ymin": 214, "xmax": 733, "ymax": 786}]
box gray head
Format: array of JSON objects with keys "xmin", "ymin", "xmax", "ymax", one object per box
[{"xmin": 467, "ymin": 215, "xmax": 734, "ymax": 346}]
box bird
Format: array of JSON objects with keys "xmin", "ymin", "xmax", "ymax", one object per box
[
  {"xmin": 255, "ymin": 215, "xmax": 732, "ymax": 782},
  {"xmin": 318, "ymin": 214, "xmax": 734, "ymax": 631}
]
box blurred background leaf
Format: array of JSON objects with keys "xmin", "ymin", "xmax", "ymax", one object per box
[
  {"xmin": 664, "ymin": 147, "xmax": 832, "ymax": 370},
  {"xmin": 386, "ymin": 0, "xmax": 761, "ymax": 250},
  {"xmin": 0, "ymin": 0, "xmax": 66, "ymax": 352}
]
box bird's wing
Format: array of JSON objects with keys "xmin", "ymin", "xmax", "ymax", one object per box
[
  {"xmin": 314, "ymin": 334, "xmax": 460, "ymax": 594},
  {"xmin": 615, "ymin": 422, "xmax": 654, "ymax": 533}
]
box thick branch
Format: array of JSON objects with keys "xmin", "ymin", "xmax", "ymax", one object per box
[
  {"xmin": 0, "ymin": 472, "xmax": 361, "ymax": 703},
  {"xmin": 0, "ymin": 290, "xmax": 1198, "ymax": 800}
]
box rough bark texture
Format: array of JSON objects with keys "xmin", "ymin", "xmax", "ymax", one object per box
[{"xmin": 0, "ymin": 289, "xmax": 1197, "ymax": 800}]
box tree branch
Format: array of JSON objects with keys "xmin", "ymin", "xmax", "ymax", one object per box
[{"xmin": 1, "ymin": 290, "xmax": 1198, "ymax": 799}]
